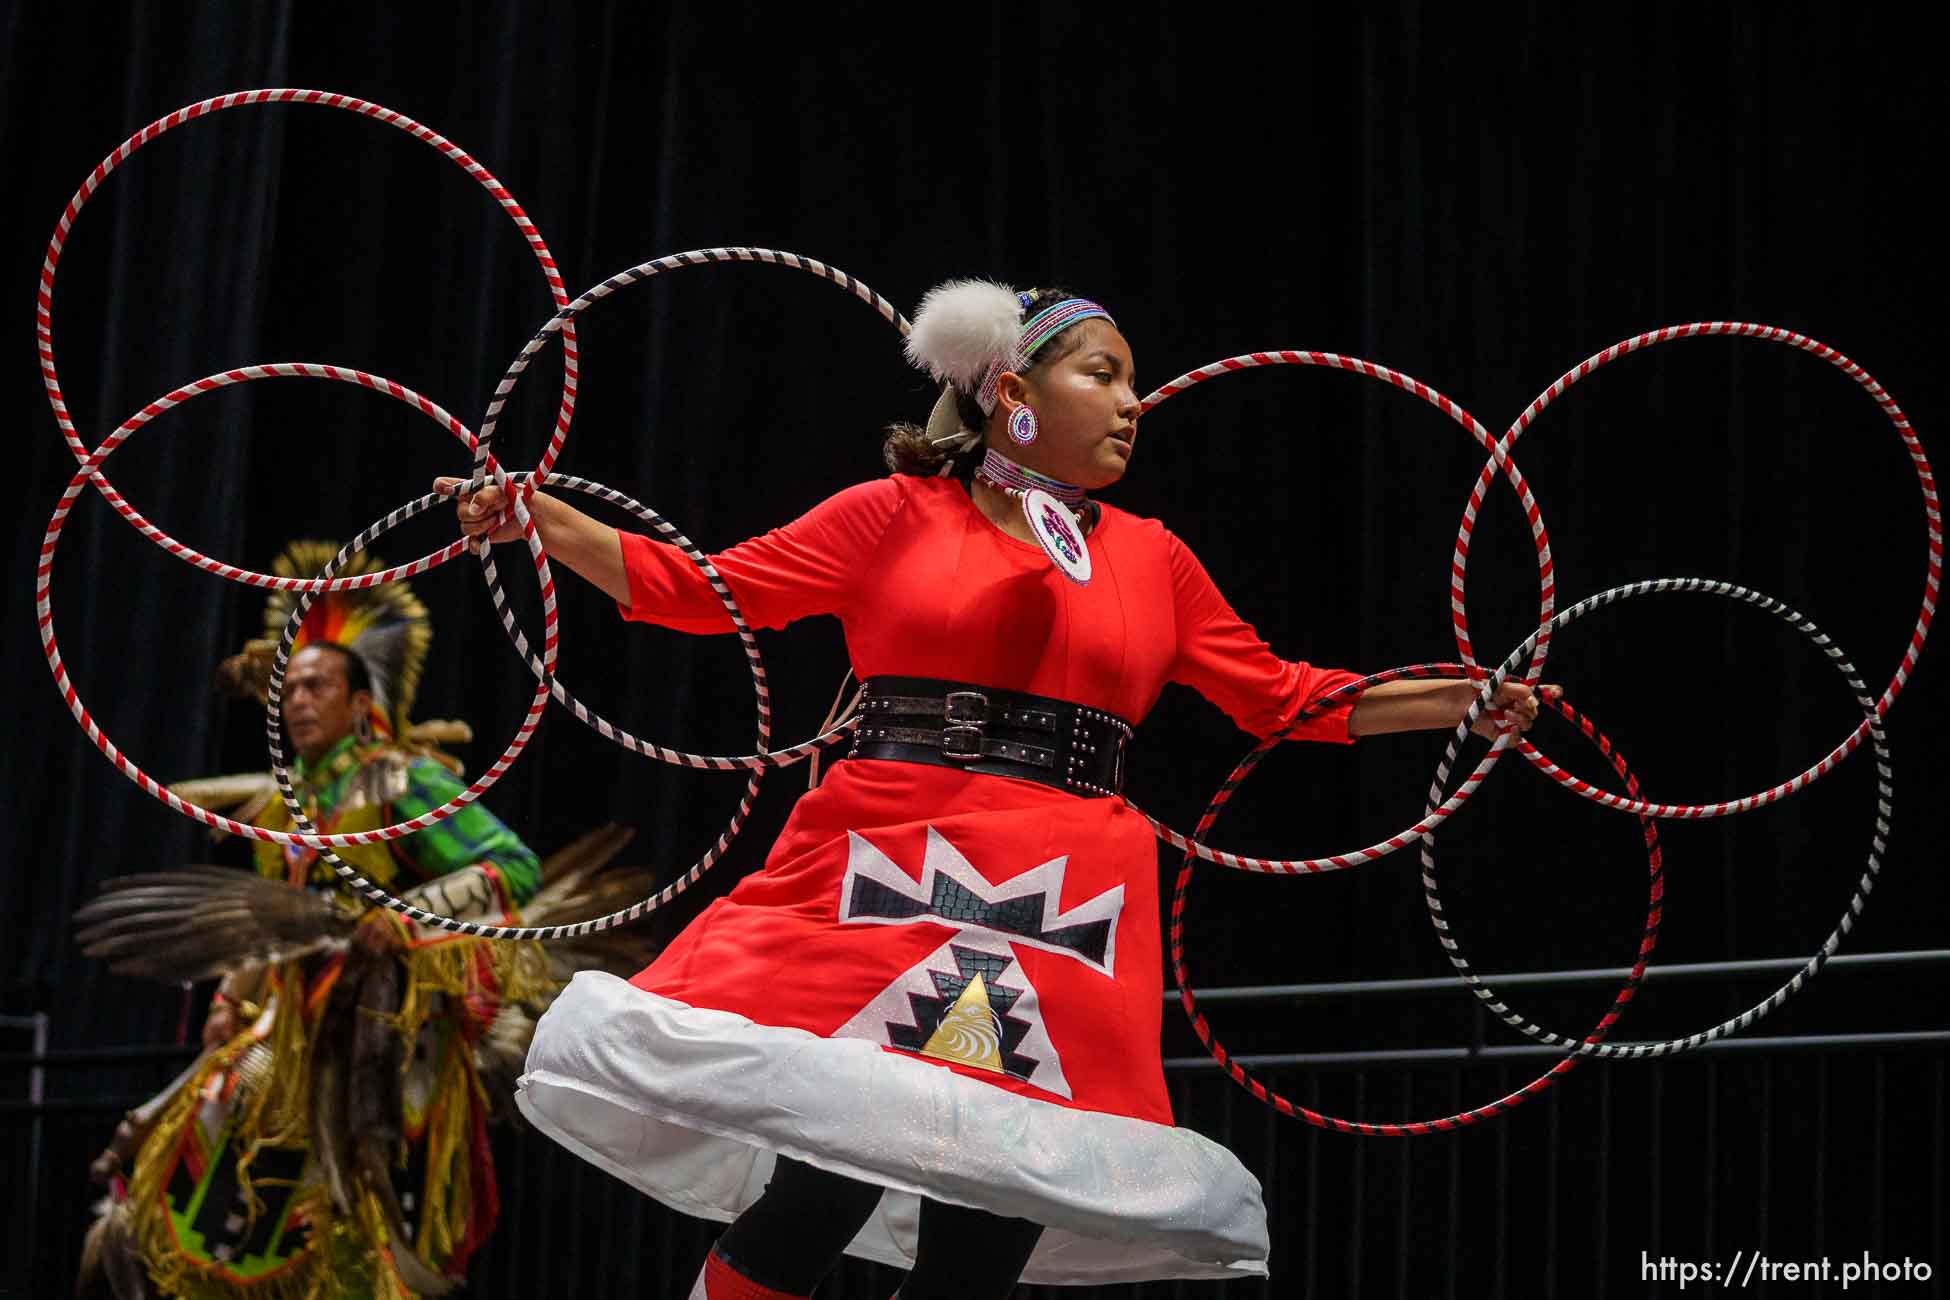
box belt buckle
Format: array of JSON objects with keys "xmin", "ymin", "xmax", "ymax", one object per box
[
  {"xmin": 942, "ymin": 691, "xmax": 988, "ymax": 761},
  {"xmin": 944, "ymin": 691, "xmax": 989, "ymax": 724}
]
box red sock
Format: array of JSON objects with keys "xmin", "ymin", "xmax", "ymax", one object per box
[{"xmin": 687, "ymin": 1246, "xmax": 809, "ymax": 1300}]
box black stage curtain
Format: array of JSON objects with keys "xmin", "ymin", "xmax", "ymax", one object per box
[{"xmin": 2, "ymin": 5, "xmax": 1944, "ymax": 1296}]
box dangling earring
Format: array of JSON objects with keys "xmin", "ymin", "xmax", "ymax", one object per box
[
  {"xmin": 1008, "ymin": 404, "xmax": 1039, "ymax": 446},
  {"xmin": 354, "ymin": 712, "xmax": 374, "ymax": 744}
]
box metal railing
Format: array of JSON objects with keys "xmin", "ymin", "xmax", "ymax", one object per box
[
  {"xmin": 0, "ymin": 1010, "xmax": 49, "ymax": 1290},
  {"xmin": 1160, "ymin": 947, "xmax": 1950, "ymax": 1070}
]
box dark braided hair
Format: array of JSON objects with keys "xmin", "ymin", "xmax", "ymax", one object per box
[{"xmin": 881, "ymin": 285, "xmax": 1099, "ymax": 479}]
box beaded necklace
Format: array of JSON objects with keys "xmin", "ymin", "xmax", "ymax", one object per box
[{"xmin": 972, "ymin": 448, "xmax": 1096, "ymax": 585}]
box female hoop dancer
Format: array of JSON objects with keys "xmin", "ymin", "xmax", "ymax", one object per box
[{"xmin": 441, "ymin": 281, "xmax": 1546, "ymax": 1298}]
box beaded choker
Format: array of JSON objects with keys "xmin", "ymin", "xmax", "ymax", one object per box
[{"xmin": 973, "ymin": 448, "xmax": 1087, "ymax": 507}]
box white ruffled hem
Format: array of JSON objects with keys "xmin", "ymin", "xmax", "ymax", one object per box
[{"xmin": 516, "ymin": 971, "xmax": 1268, "ymax": 1284}]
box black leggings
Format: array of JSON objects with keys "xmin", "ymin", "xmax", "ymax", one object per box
[{"xmin": 713, "ymin": 1155, "xmax": 1044, "ymax": 1298}]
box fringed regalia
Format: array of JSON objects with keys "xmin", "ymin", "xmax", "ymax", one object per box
[
  {"xmin": 77, "ymin": 543, "xmax": 652, "ymax": 1300},
  {"xmin": 117, "ymin": 736, "xmax": 547, "ymax": 1300}
]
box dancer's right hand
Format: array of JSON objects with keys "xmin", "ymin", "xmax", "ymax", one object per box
[{"xmin": 435, "ymin": 476, "xmax": 527, "ymax": 544}]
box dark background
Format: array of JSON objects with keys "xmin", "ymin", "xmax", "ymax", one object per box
[{"xmin": 1, "ymin": 3, "xmax": 1944, "ymax": 1297}]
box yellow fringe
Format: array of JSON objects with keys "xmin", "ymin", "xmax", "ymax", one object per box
[
  {"xmin": 391, "ymin": 935, "xmax": 553, "ymax": 1046},
  {"xmin": 414, "ymin": 1043, "xmax": 479, "ymax": 1266},
  {"xmin": 125, "ymin": 975, "xmax": 328, "ymax": 1299},
  {"xmin": 347, "ymin": 1194, "xmax": 415, "ymax": 1300},
  {"xmin": 237, "ymin": 971, "xmax": 317, "ymax": 1212},
  {"xmin": 124, "ymin": 1038, "xmax": 251, "ymax": 1300},
  {"xmin": 123, "ymin": 939, "xmax": 542, "ymax": 1299}
]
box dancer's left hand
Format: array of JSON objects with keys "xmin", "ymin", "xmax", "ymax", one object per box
[{"xmin": 1471, "ymin": 681, "xmax": 1563, "ymax": 740}]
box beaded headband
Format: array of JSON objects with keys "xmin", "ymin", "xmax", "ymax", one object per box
[{"xmin": 974, "ymin": 295, "xmax": 1118, "ymax": 414}]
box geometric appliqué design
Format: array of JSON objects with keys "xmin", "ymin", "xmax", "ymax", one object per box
[{"xmin": 832, "ymin": 827, "xmax": 1124, "ymax": 1099}]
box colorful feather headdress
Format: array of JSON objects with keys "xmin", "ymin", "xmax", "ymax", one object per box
[{"xmin": 217, "ymin": 541, "xmax": 434, "ymax": 743}]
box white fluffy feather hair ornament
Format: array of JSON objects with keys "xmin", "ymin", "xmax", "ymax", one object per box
[
  {"xmin": 904, "ymin": 278, "xmax": 1024, "ymax": 397},
  {"xmin": 905, "ymin": 279, "xmax": 1025, "ymax": 463}
]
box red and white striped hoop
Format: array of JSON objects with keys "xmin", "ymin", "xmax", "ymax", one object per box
[{"xmin": 37, "ymin": 89, "xmax": 581, "ymax": 593}]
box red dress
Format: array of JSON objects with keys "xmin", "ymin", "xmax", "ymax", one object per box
[{"xmin": 518, "ymin": 474, "xmax": 1358, "ymax": 1285}]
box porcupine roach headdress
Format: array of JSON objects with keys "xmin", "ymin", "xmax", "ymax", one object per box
[{"xmin": 216, "ymin": 541, "xmax": 444, "ymax": 747}]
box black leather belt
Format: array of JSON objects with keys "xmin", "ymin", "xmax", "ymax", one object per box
[{"xmin": 847, "ymin": 675, "xmax": 1133, "ymax": 796}]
